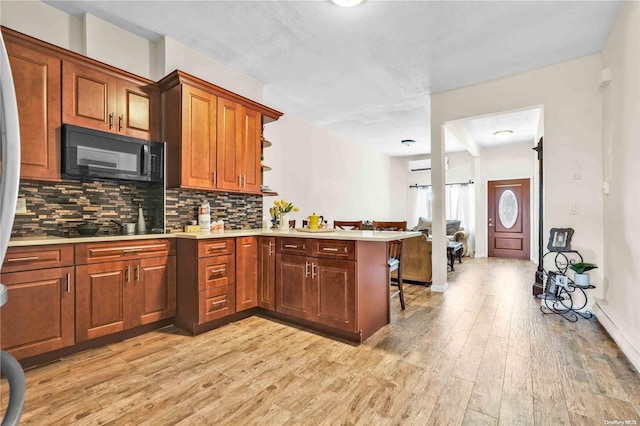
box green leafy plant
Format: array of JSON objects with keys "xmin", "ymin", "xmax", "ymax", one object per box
[{"xmin": 569, "ymin": 262, "xmax": 598, "ymax": 274}]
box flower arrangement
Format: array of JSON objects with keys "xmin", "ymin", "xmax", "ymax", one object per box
[{"xmin": 269, "ymin": 199, "xmax": 299, "ymax": 226}]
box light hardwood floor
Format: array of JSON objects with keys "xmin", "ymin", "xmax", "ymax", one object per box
[{"xmin": 2, "ymin": 258, "xmax": 640, "ymax": 425}]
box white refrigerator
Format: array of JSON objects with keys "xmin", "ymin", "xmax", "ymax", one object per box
[{"xmin": 0, "ymin": 30, "xmax": 25, "ymax": 425}]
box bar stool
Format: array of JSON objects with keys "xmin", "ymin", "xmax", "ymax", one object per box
[{"xmin": 388, "ymin": 239, "xmax": 405, "ymax": 310}]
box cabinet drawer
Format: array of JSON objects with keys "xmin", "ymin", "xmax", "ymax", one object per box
[
  {"xmin": 276, "ymin": 238, "xmax": 308, "ymax": 255},
  {"xmin": 75, "ymin": 239, "xmax": 174, "ymax": 264},
  {"xmin": 198, "ymin": 239, "xmax": 235, "ymax": 257},
  {"xmin": 199, "ymin": 286, "xmax": 235, "ymax": 324},
  {"xmin": 198, "ymin": 255, "xmax": 235, "ymax": 291},
  {"xmin": 311, "ymin": 240, "xmax": 355, "ymax": 261},
  {"xmin": 2, "ymin": 245, "xmax": 74, "ymax": 273}
]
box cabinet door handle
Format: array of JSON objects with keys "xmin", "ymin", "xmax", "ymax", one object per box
[
  {"xmin": 312, "ymin": 263, "xmax": 317, "ymax": 279},
  {"xmin": 135, "ymin": 264, "xmax": 140, "ymax": 282},
  {"xmin": 209, "ymin": 268, "xmax": 226, "ymax": 276},
  {"xmin": 322, "ymin": 247, "xmax": 339, "ymax": 252},
  {"xmin": 242, "ymin": 175, "xmax": 246, "ymax": 187},
  {"xmin": 208, "ymin": 244, "xmax": 226, "ymax": 252},
  {"xmin": 6, "ymin": 256, "xmax": 39, "ymax": 263},
  {"xmin": 118, "ymin": 115, "xmax": 124, "ymax": 131},
  {"xmin": 126, "ymin": 265, "xmax": 131, "ymax": 283},
  {"xmin": 268, "ymin": 241, "xmax": 273, "ymax": 256},
  {"xmin": 284, "ymin": 244, "xmax": 299, "ymax": 249},
  {"xmin": 67, "ymin": 273, "xmax": 71, "ymax": 293},
  {"xmin": 109, "ymin": 113, "xmax": 114, "ymax": 129},
  {"xmin": 305, "ymin": 261, "xmax": 310, "ymax": 278},
  {"xmin": 212, "ymin": 170, "xmax": 217, "ymax": 184}
]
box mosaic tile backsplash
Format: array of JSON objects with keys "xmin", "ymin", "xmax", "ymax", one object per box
[
  {"xmin": 11, "ymin": 180, "xmax": 264, "ymax": 237},
  {"xmin": 165, "ymin": 189, "xmax": 263, "ymax": 231},
  {"xmin": 12, "ymin": 180, "xmax": 164, "ymax": 238}
]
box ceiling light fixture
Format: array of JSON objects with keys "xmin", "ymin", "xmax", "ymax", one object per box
[
  {"xmin": 493, "ymin": 130, "xmax": 514, "ymax": 138},
  {"xmin": 331, "ymin": 0, "xmax": 365, "ymax": 7},
  {"xmin": 401, "ymin": 139, "xmax": 416, "ymax": 147}
]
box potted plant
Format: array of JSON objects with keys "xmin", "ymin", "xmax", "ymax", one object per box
[{"xmin": 569, "ymin": 262, "xmax": 598, "ymax": 287}]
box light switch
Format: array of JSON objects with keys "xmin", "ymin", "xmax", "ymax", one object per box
[{"xmin": 570, "ymin": 203, "xmax": 579, "ymax": 215}]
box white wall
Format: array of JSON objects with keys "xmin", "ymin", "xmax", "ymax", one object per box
[
  {"xmin": 83, "ymin": 14, "xmax": 156, "ymax": 80},
  {"xmin": 475, "ymin": 142, "xmax": 537, "ymax": 258},
  {"xmin": 262, "ymin": 114, "xmax": 401, "ymax": 226},
  {"xmin": 431, "ymin": 54, "xmax": 604, "ymax": 294},
  {"xmin": 597, "ymin": 1, "xmax": 640, "ymax": 372}
]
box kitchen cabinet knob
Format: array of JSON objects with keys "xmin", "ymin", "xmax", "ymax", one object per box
[
  {"xmin": 109, "ymin": 113, "xmax": 114, "ymax": 129},
  {"xmin": 119, "ymin": 115, "xmax": 123, "ymax": 131}
]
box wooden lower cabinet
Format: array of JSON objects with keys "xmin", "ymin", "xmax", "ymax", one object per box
[
  {"xmin": 235, "ymin": 236, "xmax": 258, "ymax": 312},
  {"xmin": 275, "ymin": 254, "xmax": 310, "ymax": 320},
  {"xmin": 257, "ymin": 237, "xmax": 276, "ymax": 310},
  {"xmin": 76, "ymin": 256, "xmax": 175, "ymax": 342},
  {"xmin": 136, "ymin": 256, "xmax": 176, "ymax": 325},
  {"xmin": 0, "ymin": 266, "xmax": 74, "ymax": 360},
  {"xmin": 312, "ymin": 258, "xmax": 356, "ymax": 332},
  {"xmin": 175, "ymin": 238, "xmax": 237, "ymax": 334},
  {"xmin": 275, "ymin": 253, "xmax": 357, "ymax": 333}
]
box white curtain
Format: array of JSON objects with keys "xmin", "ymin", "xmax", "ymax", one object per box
[{"xmin": 412, "ymin": 183, "xmax": 475, "ymax": 255}]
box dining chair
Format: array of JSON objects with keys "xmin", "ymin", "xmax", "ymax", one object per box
[
  {"xmin": 333, "ymin": 220, "xmax": 362, "ymax": 230},
  {"xmin": 372, "ymin": 221, "xmax": 407, "ymax": 231},
  {"xmin": 388, "ymin": 239, "xmax": 405, "ymax": 310}
]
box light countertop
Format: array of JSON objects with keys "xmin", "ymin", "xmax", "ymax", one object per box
[{"xmin": 8, "ymin": 229, "xmax": 421, "ymax": 247}]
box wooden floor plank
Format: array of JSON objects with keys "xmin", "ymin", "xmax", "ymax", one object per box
[{"xmin": 3, "ymin": 258, "xmax": 639, "ymax": 425}]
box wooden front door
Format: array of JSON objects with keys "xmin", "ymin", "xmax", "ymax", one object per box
[{"xmin": 488, "ymin": 178, "xmax": 531, "ymax": 259}]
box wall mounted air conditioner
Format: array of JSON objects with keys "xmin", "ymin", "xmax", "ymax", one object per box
[{"xmin": 408, "ymin": 158, "xmax": 448, "ymax": 173}]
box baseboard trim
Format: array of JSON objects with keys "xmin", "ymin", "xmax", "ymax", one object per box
[
  {"xmin": 431, "ymin": 282, "xmax": 448, "ymax": 292},
  {"xmin": 593, "ymin": 302, "xmax": 640, "ymax": 373}
]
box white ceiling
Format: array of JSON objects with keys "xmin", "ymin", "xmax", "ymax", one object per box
[{"xmin": 45, "ymin": 0, "xmax": 621, "ymax": 156}]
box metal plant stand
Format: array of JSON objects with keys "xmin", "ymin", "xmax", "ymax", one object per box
[{"xmin": 536, "ymin": 250, "xmax": 595, "ymax": 322}]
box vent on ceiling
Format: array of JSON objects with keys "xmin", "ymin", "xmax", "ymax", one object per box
[{"xmin": 409, "ymin": 158, "xmax": 448, "ymax": 173}]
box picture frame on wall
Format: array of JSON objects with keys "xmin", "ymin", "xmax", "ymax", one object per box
[{"xmin": 547, "ymin": 227, "xmax": 574, "ymax": 252}]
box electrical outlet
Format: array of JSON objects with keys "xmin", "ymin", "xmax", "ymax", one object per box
[{"xmin": 16, "ymin": 197, "xmax": 27, "ymax": 214}]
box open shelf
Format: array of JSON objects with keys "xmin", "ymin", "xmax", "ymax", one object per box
[
  {"xmin": 261, "ymin": 137, "xmax": 272, "ymax": 148},
  {"xmin": 261, "ymin": 164, "xmax": 272, "ymax": 171}
]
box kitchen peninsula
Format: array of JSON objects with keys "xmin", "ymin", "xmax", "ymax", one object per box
[{"xmin": 3, "ymin": 229, "xmax": 420, "ymax": 367}]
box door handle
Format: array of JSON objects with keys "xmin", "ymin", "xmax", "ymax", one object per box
[
  {"xmin": 305, "ymin": 261, "xmax": 310, "ymax": 278},
  {"xmin": 118, "ymin": 115, "xmax": 124, "ymax": 131},
  {"xmin": 109, "ymin": 113, "xmax": 114, "ymax": 129},
  {"xmin": 312, "ymin": 263, "xmax": 317, "ymax": 279},
  {"xmin": 67, "ymin": 273, "xmax": 71, "ymax": 293},
  {"xmin": 126, "ymin": 265, "xmax": 131, "ymax": 283},
  {"xmin": 212, "ymin": 170, "xmax": 217, "ymax": 184},
  {"xmin": 135, "ymin": 264, "xmax": 140, "ymax": 282}
]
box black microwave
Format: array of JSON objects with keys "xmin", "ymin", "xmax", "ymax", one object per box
[{"xmin": 62, "ymin": 124, "xmax": 163, "ymax": 183}]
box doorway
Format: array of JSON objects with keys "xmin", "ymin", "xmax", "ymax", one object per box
[{"xmin": 488, "ymin": 178, "xmax": 530, "ymax": 259}]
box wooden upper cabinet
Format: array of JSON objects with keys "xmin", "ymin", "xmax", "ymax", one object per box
[
  {"xmin": 241, "ymin": 107, "xmax": 262, "ymax": 193},
  {"xmin": 217, "ymin": 98, "xmax": 240, "ymax": 190},
  {"xmin": 4, "ymin": 36, "xmax": 61, "ymax": 181},
  {"xmin": 158, "ymin": 70, "xmax": 282, "ymax": 194},
  {"xmin": 217, "ymin": 100, "xmax": 262, "ymax": 192},
  {"xmin": 63, "ymin": 60, "xmax": 158, "ymax": 140}
]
